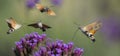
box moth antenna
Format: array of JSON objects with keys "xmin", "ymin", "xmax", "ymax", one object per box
[
  {"xmin": 72, "ymin": 22, "xmax": 81, "ymax": 36},
  {"xmin": 74, "ymin": 22, "xmax": 80, "ymax": 27},
  {"xmin": 70, "ymin": 22, "xmax": 81, "ymax": 41},
  {"xmin": 71, "ymin": 28, "xmax": 79, "ymax": 41}
]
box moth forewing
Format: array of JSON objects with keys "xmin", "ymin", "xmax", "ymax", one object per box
[
  {"xmin": 14, "ymin": 24, "xmax": 22, "ymax": 30},
  {"xmin": 28, "ymin": 21, "xmax": 51, "ymax": 32},
  {"xmin": 6, "ymin": 18, "xmax": 22, "ymax": 29},
  {"xmin": 36, "ymin": 4, "xmax": 44, "ymax": 10},
  {"xmin": 42, "ymin": 24, "xmax": 51, "ymax": 28},
  {"xmin": 6, "ymin": 18, "xmax": 16, "ymax": 28},
  {"xmin": 47, "ymin": 9, "xmax": 56, "ymax": 16},
  {"xmin": 94, "ymin": 22, "xmax": 102, "ymax": 31}
]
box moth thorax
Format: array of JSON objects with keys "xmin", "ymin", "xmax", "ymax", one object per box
[
  {"xmin": 38, "ymin": 22, "xmax": 42, "ymax": 27},
  {"xmin": 14, "ymin": 24, "xmax": 21, "ymax": 30},
  {"xmin": 44, "ymin": 7, "xmax": 49, "ymax": 11},
  {"xmin": 11, "ymin": 29, "xmax": 15, "ymax": 31},
  {"xmin": 79, "ymin": 27, "xmax": 86, "ymax": 32},
  {"xmin": 41, "ymin": 7, "xmax": 49, "ymax": 12},
  {"xmin": 7, "ymin": 28, "xmax": 15, "ymax": 34},
  {"xmin": 88, "ymin": 33, "xmax": 93, "ymax": 37}
]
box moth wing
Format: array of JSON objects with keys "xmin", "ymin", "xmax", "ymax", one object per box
[
  {"xmin": 89, "ymin": 29, "xmax": 97, "ymax": 36},
  {"xmin": 47, "ymin": 9, "xmax": 56, "ymax": 16},
  {"xmin": 84, "ymin": 21, "xmax": 101, "ymax": 31},
  {"xmin": 6, "ymin": 22, "xmax": 12, "ymax": 28},
  {"xmin": 28, "ymin": 23, "xmax": 39, "ymax": 28},
  {"xmin": 14, "ymin": 24, "xmax": 22, "ymax": 30},
  {"xmin": 42, "ymin": 24, "xmax": 51, "ymax": 28},
  {"xmin": 88, "ymin": 21, "xmax": 102, "ymax": 35},
  {"xmin": 36, "ymin": 4, "xmax": 44, "ymax": 10},
  {"xmin": 6, "ymin": 17, "xmax": 17, "ymax": 29},
  {"xmin": 93, "ymin": 22, "xmax": 102, "ymax": 30}
]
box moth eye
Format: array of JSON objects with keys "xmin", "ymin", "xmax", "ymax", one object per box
[
  {"xmin": 12, "ymin": 29, "xmax": 14, "ymax": 31},
  {"xmin": 84, "ymin": 31, "xmax": 88, "ymax": 33},
  {"xmin": 88, "ymin": 33, "xmax": 93, "ymax": 37},
  {"xmin": 89, "ymin": 34, "xmax": 93, "ymax": 37}
]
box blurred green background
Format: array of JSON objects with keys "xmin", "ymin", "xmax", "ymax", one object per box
[{"xmin": 0, "ymin": 0, "xmax": 120, "ymax": 56}]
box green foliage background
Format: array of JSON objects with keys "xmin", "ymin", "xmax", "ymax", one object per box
[{"xmin": 0, "ymin": 0, "xmax": 120, "ymax": 56}]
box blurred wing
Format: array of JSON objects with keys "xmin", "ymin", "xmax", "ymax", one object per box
[
  {"xmin": 47, "ymin": 9, "xmax": 56, "ymax": 16},
  {"xmin": 14, "ymin": 24, "xmax": 22, "ymax": 30},
  {"xmin": 87, "ymin": 21, "xmax": 102, "ymax": 35},
  {"xmin": 6, "ymin": 17, "xmax": 17, "ymax": 29},
  {"xmin": 40, "ymin": 24, "xmax": 51, "ymax": 32},
  {"xmin": 93, "ymin": 22, "xmax": 102, "ymax": 31},
  {"xmin": 89, "ymin": 29, "xmax": 97, "ymax": 35},
  {"xmin": 42, "ymin": 24, "xmax": 51, "ymax": 28},
  {"xmin": 28, "ymin": 23, "xmax": 39, "ymax": 28},
  {"xmin": 36, "ymin": 4, "xmax": 44, "ymax": 10},
  {"xmin": 6, "ymin": 22, "xmax": 12, "ymax": 28},
  {"xmin": 84, "ymin": 21, "xmax": 101, "ymax": 32}
]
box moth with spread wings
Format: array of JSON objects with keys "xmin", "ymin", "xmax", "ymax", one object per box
[
  {"xmin": 6, "ymin": 17, "xmax": 22, "ymax": 34},
  {"xmin": 28, "ymin": 21, "xmax": 51, "ymax": 32},
  {"xmin": 36, "ymin": 4, "xmax": 56, "ymax": 16},
  {"xmin": 79, "ymin": 21, "xmax": 102, "ymax": 42}
]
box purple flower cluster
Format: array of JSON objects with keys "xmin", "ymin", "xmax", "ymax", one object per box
[
  {"xmin": 34, "ymin": 40, "xmax": 84, "ymax": 56},
  {"xmin": 50, "ymin": 0, "xmax": 62, "ymax": 6},
  {"xmin": 26, "ymin": 0, "xmax": 40, "ymax": 8},
  {"xmin": 13, "ymin": 32, "xmax": 84, "ymax": 56},
  {"xmin": 13, "ymin": 32, "xmax": 46, "ymax": 56},
  {"xmin": 101, "ymin": 16, "xmax": 120, "ymax": 43}
]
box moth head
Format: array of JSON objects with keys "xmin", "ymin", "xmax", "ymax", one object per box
[
  {"xmin": 90, "ymin": 36, "xmax": 96, "ymax": 42},
  {"xmin": 79, "ymin": 26, "xmax": 88, "ymax": 33},
  {"xmin": 7, "ymin": 28, "xmax": 15, "ymax": 34},
  {"xmin": 44, "ymin": 7, "xmax": 49, "ymax": 10},
  {"xmin": 91, "ymin": 38, "xmax": 96, "ymax": 42}
]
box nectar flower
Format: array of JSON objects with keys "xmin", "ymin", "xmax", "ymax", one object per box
[
  {"xmin": 26, "ymin": 0, "xmax": 40, "ymax": 8},
  {"xmin": 51, "ymin": 0, "xmax": 62, "ymax": 6},
  {"xmin": 13, "ymin": 32, "xmax": 46, "ymax": 56},
  {"xmin": 34, "ymin": 40, "xmax": 84, "ymax": 56},
  {"xmin": 101, "ymin": 16, "xmax": 120, "ymax": 43},
  {"xmin": 13, "ymin": 32, "xmax": 84, "ymax": 56}
]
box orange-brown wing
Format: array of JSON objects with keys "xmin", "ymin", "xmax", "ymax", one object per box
[
  {"xmin": 89, "ymin": 29, "xmax": 97, "ymax": 35},
  {"xmin": 6, "ymin": 17, "xmax": 17, "ymax": 28},
  {"xmin": 84, "ymin": 21, "xmax": 101, "ymax": 32},
  {"xmin": 36, "ymin": 4, "xmax": 44, "ymax": 10},
  {"xmin": 47, "ymin": 9, "xmax": 56, "ymax": 16},
  {"xmin": 93, "ymin": 22, "xmax": 102, "ymax": 31},
  {"xmin": 87, "ymin": 21, "xmax": 101, "ymax": 35}
]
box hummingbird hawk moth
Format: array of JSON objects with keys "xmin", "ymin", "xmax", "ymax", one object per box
[
  {"xmin": 28, "ymin": 21, "xmax": 51, "ymax": 32},
  {"xmin": 6, "ymin": 17, "xmax": 22, "ymax": 34},
  {"xmin": 79, "ymin": 21, "xmax": 102, "ymax": 42},
  {"xmin": 36, "ymin": 4, "xmax": 56, "ymax": 16}
]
